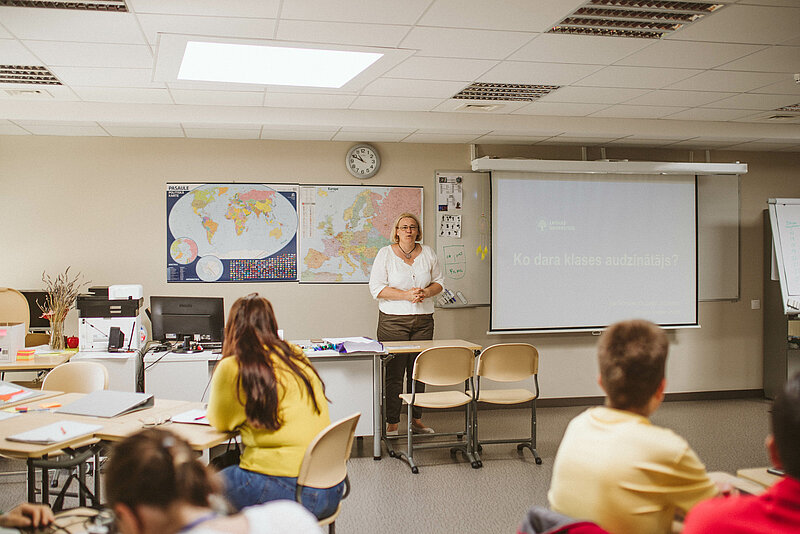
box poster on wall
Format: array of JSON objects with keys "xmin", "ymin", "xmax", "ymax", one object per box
[
  {"xmin": 299, "ymin": 185, "xmax": 423, "ymax": 282},
  {"xmin": 166, "ymin": 183, "xmax": 299, "ymax": 282}
]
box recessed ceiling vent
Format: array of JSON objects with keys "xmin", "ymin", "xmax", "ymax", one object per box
[
  {"xmin": 0, "ymin": 0, "xmax": 127, "ymax": 10},
  {"xmin": 549, "ymin": 1, "xmax": 724, "ymax": 39},
  {"xmin": 775, "ymin": 103, "xmax": 800, "ymax": 113},
  {"xmin": 453, "ymin": 83, "xmax": 560, "ymax": 102},
  {"xmin": 0, "ymin": 65, "xmax": 62, "ymax": 85}
]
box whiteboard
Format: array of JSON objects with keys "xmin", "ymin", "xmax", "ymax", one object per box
[
  {"xmin": 768, "ymin": 199, "xmax": 800, "ymax": 314},
  {"xmin": 434, "ymin": 171, "xmax": 490, "ymax": 308},
  {"xmin": 698, "ymin": 174, "xmax": 740, "ymax": 301}
]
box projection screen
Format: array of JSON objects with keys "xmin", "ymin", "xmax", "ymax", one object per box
[{"xmin": 491, "ymin": 172, "xmax": 697, "ymax": 333}]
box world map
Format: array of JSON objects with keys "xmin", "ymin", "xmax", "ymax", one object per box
[
  {"xmin": 299, "ymin": 185, "xmax": 423, "ymax": 282},
  {"xmin": 167, "ymin": 184, "xmax": 298, "ymax": 282}
]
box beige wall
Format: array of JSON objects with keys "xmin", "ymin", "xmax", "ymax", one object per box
[{"xmin": 3, "ymin": 135, "xmax": 799, "ymax": 398}]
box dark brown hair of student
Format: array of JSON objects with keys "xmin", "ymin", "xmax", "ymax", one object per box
[
  {"xmin": 772, "ymin": 372, "xmax": 800, "ymax": 479},
  {"xmin": 222, "ymin": 293, "xmax": 324, "ymax": 430},
  {"xmin": 105, "ymin": 428, "xmax": 219, "ymax": 509},
  {"xmin": 597, "ymin": 319, "xmax": 668, "ymax": 411}
]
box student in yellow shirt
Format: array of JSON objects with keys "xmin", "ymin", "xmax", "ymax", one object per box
[
  {"xmin": 207, "ymin": 293, "xmax": 339, "ymax": 519},
  {"xmin": 548, "ymin": 319, "xmax": 718, "ymax": 534}
]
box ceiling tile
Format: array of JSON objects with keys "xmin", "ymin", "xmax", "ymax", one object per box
[
  {"xmin": 419, "ymin": 0, "xmax": 583, "ymax": 32},
  {"xmin": 275, "ymin": 20, "xmax": 409, "ymax": 48},
  {"xmin": 350, "ymin": 95, "xmax": 442, "ymax": 111},
  {"xmin": 752, "ymin": 78, "xmax": 800, "ymax": 95},
  {"xmin": 14, "ymin": 122, "xmax": 108, "ymax": 136},
  {"xmin": 575, "ymin": 66, "xmax": 702, "ymax": 89},
  {"xmin": 128, "ymin": 0, "xmax": 280, "ymax": 18},
  {"xmin": 475, "ymin": 135, "xmax": 550, "ymax": 144},
  {"xmin": 663, "ymin": 108, "xmax": 760, "ymax": 121},
  {"xmin": 668, "ymin": 137, "xmax": 755, "ymax": 149},
  {"xmin": 73, "ymin": 87, "xmax": 173, "ymax": 104},
  {"xmin": 333, "ymin": 131, "xmax": 410, "ymax": 142},
  {"xmin": 666, "ymin": 70, "xmax": 786, "ymax": 92},
  {"xmin": 281, "ymin": 0, "xmax": 432, "ymax": 25},
  {"xmin": 137, "ymin": 14, "xmax": 275, "ymax": 45},
  {"xmin": 263, "ymin": 92, "xmax": 357, "ymax": 109},
  {"xmin": 0, "ymin": 39, "xmax": 40, "ymax": 64},
  {"xmin": 384, "ymin": 57, "xmax": 497, "ymax": 82},
  {"xmin": 478, "ymin": 61, "xmax": 602, "ymax": 85},
  {"xmin": 537, "ymin": 86, "xmax": 649, "ymax": 104},
  {"xmin": 510, "ymin": 34, "xmax": 652, "ymax": 64},
  {"xmin": 0, "ymin": 120, "xmax": 30, "ymax": 134},
  {"xmin": 260, "ymin": 129, "xmax": 336, "ymax": 141},
  {"xmin": 0, "ymin": 85, "xmax": 79, "ymax": 100},
  {"xmin": 49, "ymin": 67, "xmax": 163, "ymax": 88},
  {"xmin": 399, "ymin": 27, "xmax": 534, "ymax": 60},
  {"xmin": 542, "ymin": 135, "xmax": 622, "ymax": 145},
  {"xmin": 669, "ymin": 4, "xmax": 800, "ymax": 45},
  {"xmin": 171, "ymin": 89, "xmax": 264, "ymax": 106},
  {"xmin": 513, "ymin": 101, "xmax": 609, "ymax": 116},
  {"xmin": 24, "ymin": 41, "xmax": 153, "ymax": 68},
  {"xmin": 724, "ymin": 140, "xmax": 800, "ymax": 151},
  {"xmin": 717, "ymin": 45, "xmax": 800, "ymax": 73},
  {"xmin": 590, "ymin": 105, "xmax": 688, "ymax": 119},
  {"xmin": 362, "ymin": 78, "xmax": 467, "ymax": 98},
  {"xmin": 624, "ymin": 90, "xmax": 738, "ymax": 107},
  {"xmin": 184, "ymin": 127, "xmax": 260, "ymax": 139},
  {"xmin": 102, "ymin": 125, "xmax": 185, "ymax": 137},
  {"xmin": 704, "ymin": 93, "xmax": 799, "ymax": 110},
  {"xmin": 616, "ymin": 41, "xmax": 766, "ymax": 69},
  {"xmin": 606, "ymin": 137, "xmax": 688, "ymax": 147},
  {"xmin": 0, "ymin": 8, "xmax": 144, "ymax": 44},
  {"xmin": 402, "ymin": 132, "xmax": 482, "ymax": 143},
  {"xmin": 0, "ymin": 26, "xmax": 12, "ymax": 39},
  {"xmin": 431, "ymin": 99, "xmax": 529, "ymax": 113}
]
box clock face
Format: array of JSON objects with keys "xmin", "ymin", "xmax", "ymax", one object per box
[{"xmin": 346, "ymin": 144, "xmax": 380, "ymax": 179}]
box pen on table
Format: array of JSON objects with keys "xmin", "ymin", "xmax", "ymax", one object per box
[
  {"xmin": 60, "ymin": 426, "xmax": 66, "ymax": 435},
  {"xmin": 194, "ymin": 415, "xmax": 207, "ymax": 421}
]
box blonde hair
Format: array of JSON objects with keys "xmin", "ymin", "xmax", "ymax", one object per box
[{"xmin": 392, "ymin": 212, "xmax": 422, "ymax": 243}]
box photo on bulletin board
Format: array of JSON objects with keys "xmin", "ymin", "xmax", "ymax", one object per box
[{"xmin": 166, "ymin": 183, "xmax": 299, "ymax": 283}]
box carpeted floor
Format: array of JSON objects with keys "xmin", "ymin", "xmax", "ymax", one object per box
[{"xmin": 0, "ymin": 397, "xmax": 772, "ymax": 533}]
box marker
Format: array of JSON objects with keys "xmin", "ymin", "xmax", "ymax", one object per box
[
  {"xmin": 60, "ymin": 426, "xmax": 66, "ymax": 435},
  {"xmin": 194, "ymin": 415, "xmax": 207, "ymax": 421}
]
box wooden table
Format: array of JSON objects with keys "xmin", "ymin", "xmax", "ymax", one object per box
[
  {"xmin": 0, "ymin": 351, "xmax": 72, "ymax": 374},
  {"xmin": 0, "ymin": 392, "xmax": 231, "ymax": 503},
  {"xmin": 736, "ymin": 467, "xmax": 783, "ymax": 488}
]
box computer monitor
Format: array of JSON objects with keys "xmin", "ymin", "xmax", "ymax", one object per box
[
  {"xmin": 21, "ymin": 290, "xmax": 50, "ymax": 332},
  {"xmin": 149, "ymin": 296, "xmax": 224, "ymax": 343}
]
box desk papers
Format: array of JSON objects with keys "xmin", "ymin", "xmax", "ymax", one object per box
[
  {"xmin": 172, "ymin": 409, "xmax": 209, "ymax": 425},
  {"xmin": 8, "ymin": 421, "xmax": 101, "ymax": 444},
  {"xmin": 55, "ymin": 391, "xmax": 154, "ymax": 418},
  {"xmin": 324, "ymin": 337, "xmax": 384, "ymax": 354},
  {"xmin": 0, "ymin": 381, "xmax": 43, "ymax": 407}
]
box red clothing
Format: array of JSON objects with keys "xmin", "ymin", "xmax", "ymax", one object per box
[{"xmin": 682, "ymin": 476, "xmax": 800, "ymax": 533}]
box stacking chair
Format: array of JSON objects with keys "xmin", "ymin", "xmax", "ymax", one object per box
[
  {"xmin": 473, "ymin": 343, "xmax": 542, "ymax": 464},
  {"xmin": 395, "ymin": 346, "xmax": 478, "ymax": 473},
  {"xmin": 0, "ymin": 287, "xmax": 29, "ymax": 331},
  {"xmin": 34, "ymin": 361, "xmax": 109, "ymax": 510},
  {"xmin": 296, "ymin": 412, "xmax": 360, "ymax": 534}
]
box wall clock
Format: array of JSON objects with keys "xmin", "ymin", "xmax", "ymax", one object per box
[{"xmin": 346, "ymin": 143, "xmax": 380, "ymax": 179}]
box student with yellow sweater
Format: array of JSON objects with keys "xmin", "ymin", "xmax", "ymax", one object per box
[{"xmin": 207, "ymin": 293, "xmax": 340, "ymax": 519}]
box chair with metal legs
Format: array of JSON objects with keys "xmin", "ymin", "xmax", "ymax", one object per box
[
  {"xmin": 473, "ymin": 343, "xmax": 542, "ymax": 464},
  {"xmin": 395, "ymin": 346, "xmax": 478, "ymax": 473}
]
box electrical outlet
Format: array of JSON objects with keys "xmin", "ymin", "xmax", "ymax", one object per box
[{"xmin": 751, "ymin": 299, "xmax": 761, "ymax": 310}]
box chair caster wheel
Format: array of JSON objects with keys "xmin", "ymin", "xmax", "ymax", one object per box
[
  {"xmin": 411, "ymin": 466, "xmax": 419, "ymax": 474},
  {"xmin": 535, "ymin": 457, "xmax": 543, "ymax": 465},
  {"xmin": 471, "ymin": 461, "xmax": 481, "ymax": 469},
  {"xmin": 388, "ymin": 450, "xmax": 396, "ymax": 458}
]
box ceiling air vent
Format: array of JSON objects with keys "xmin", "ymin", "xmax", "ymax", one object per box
[
  {"xmin": 549, "ymin": 0, "xmax": 724, "ymax": 39},
  {"xmin": 0, "ymin": 65, "xmax": 61, "ymax": 85},
  {"xmin": 453, "ymin": 83, "xmax": 560, "ymax": 102},
  {"xmin": 0, "ymin": 0, "xmax": 127, "ymax": 10},
  {"xmin": 775, "ymin": 103, "xmax": 800, "ymax": 113}
]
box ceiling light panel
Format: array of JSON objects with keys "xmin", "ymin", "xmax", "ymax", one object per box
[
  {"xmin": 0, "ymin": 0, "xmax": 127, "ymax": 10},
  {"xmin": 0, "ymin": 65, "xmax": 61, "ymax": 85},
  {"xmin": 453, "ymin": 82, "xmax": 561, "ymax": 102},
  {"xmin": 549, "ymin": 1, "xmax": 724, "ymax": 39}
]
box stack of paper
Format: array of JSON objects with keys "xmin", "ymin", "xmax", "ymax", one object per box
[
  {"xmin": 324, "ymin": 337, "xmax": 384, "ymax": 354},
  {"xmin": 8, "ymin": 421, "xmax": 101, "ymax": 444},
  {"xmin": 0, "ymin": 381, "xmax": 42, "ymax": 406},
  {"xmin": 172, "ymin": 409, "xmax": 210, "ymax": 426}
]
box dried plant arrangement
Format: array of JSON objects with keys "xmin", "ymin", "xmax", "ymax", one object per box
[{"xmin": 38, "ymin": 267, "xmax": 87, "ymax": 350}]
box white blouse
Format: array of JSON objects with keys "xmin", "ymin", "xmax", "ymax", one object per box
[
  {"xmin": 368, "ymin": 244, "xmax": 444, "ymax": 315},
  {"xmin": 190, "ymin": 501, "xmax": 323, "ymax": 534}
]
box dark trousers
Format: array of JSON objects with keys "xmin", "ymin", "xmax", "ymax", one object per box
[{"xmin": 377, "ymin": 311, "xmax": 434, "ymax": 424}]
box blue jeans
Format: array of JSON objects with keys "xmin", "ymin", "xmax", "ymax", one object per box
[{"xmin": 220, "ymin": 464, "xmax": 345, "ymax": 520}]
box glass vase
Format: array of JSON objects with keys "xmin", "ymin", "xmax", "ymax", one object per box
[{"xmin": 49, "ymin": 319, "xmax": 66, "ymax": 351}]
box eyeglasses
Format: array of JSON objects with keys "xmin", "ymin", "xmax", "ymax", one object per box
[{"xmin": 397, "ymin": 225, "xmax": 418, "ymax": 231}]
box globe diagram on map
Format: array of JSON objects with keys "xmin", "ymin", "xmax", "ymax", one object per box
[
  {"xmin": 170, "ymin": 237, "xmax": 198, "ymax": 265},
  {"xmin": 168, "ymin": 185, "xmax": 297, "ymax": 260},
  {"xmin": 196, "ymin": 255, "xmax": 224, "ymax": 282}
]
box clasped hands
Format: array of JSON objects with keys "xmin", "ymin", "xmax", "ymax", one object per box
[{"xmin": 407, "ymin": 287, "xmax": 427, "ymax": 303}]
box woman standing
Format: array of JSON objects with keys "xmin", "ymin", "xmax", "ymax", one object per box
[
  {"xmin": 369, "ymin": 212, "xmax": 444, "ymax": 436},
  {"xmin": 206, "ymin": 294, "xmax": 342, "ymax": 519}
]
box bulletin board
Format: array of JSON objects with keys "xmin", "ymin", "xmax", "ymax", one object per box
[{"xmin": 434, "ymin": 171, "xmax": 491, "ymax": 308}]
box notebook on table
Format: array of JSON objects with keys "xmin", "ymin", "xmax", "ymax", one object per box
[
  {"xmin": 55, "ymin": 391, "xmax": 154, "ymax": 418},
  {"xmin": 8, "ymin": 420, "xmax": 102, "ymax": 444}
]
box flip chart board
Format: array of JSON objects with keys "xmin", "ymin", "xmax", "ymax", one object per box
[{"xmin": 768, "ymin": 199, "xmax": 800, "ymax": 314}]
